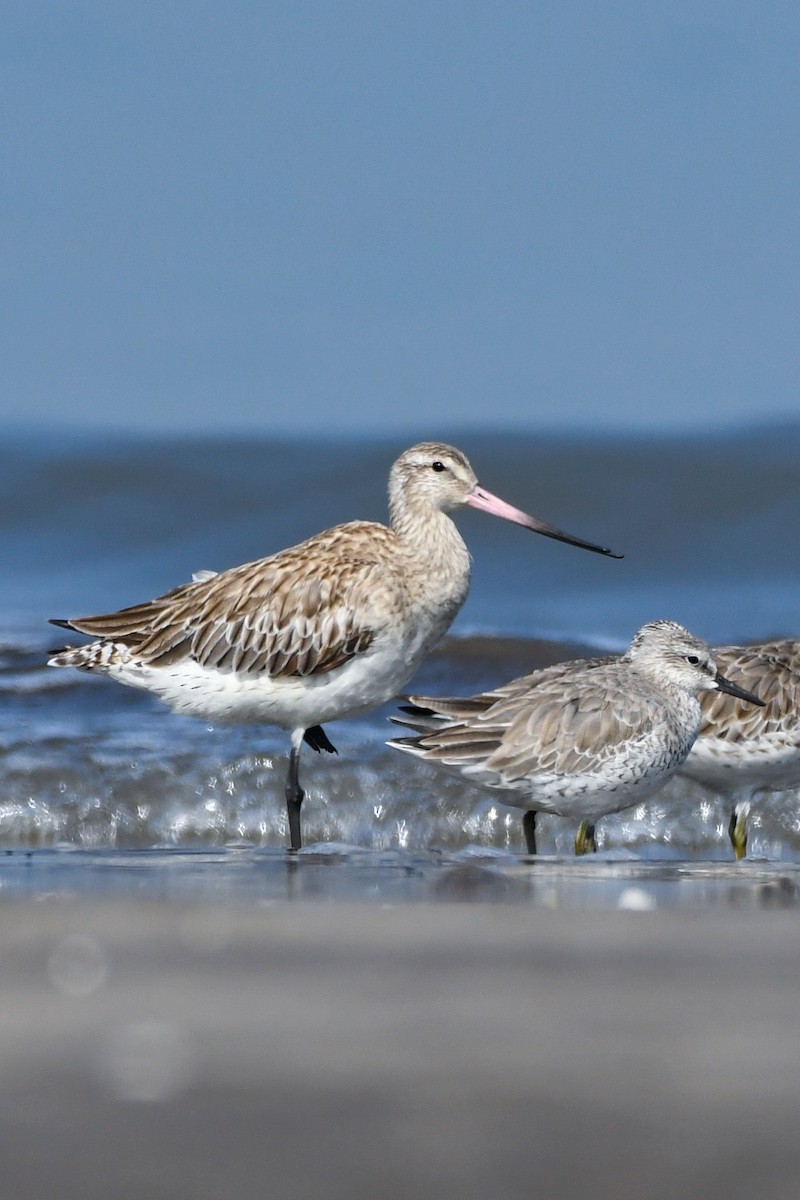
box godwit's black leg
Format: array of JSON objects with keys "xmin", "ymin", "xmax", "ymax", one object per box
[
  {"xmin": 285, "ymin": 736, "xmax": 305, "ymax": 852},
  {"xmin": 522, "ymin": 810, "xmax": 537, "ymax": 855}
]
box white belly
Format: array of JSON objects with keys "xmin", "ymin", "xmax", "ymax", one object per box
[
  {"xmin": 109, "ymin": 623, "xmax": 439, "ymax": 731},
  {"xmin": 681, "ymin": 735, "xmax": 800, "ymax": 793}
]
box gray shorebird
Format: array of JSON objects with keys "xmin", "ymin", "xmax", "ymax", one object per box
[
  {"xmin": 388, "ymin": 620, "xmax": 764, "ymax": 855},
  {"xmin": 680, "ymin": 639, "xmax": 800, "ymax": 859},
  {"xmin": 48, "ymin": 441, "xmax": 621, "ymax": 851}
]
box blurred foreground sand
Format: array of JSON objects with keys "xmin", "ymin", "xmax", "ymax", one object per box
[{"xmin": 1, "ymin": 869, "xmax": 799, "ymax": 1200}]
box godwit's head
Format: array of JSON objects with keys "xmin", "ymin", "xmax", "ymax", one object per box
[
  {"xmin": 625, "ymin": 620, "xmax": 765, "ymax": 704},
  {"xmin": 389, "ymin": 442, "xmax": 623, "ymax": 557},
  {"xmin": 389, "ymin": 443, "xmax": 478, "ymax": 516}
]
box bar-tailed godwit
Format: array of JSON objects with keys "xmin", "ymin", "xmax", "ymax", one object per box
[
  {"xmin": 48, "ymin": 441, "xmax": 620, "ymax": 850},
  {"xmin": 388, "ymin": 619, "xmax": 764, "ymax": 855},
  {"xmin": 680, "ymin": 639, "xmax": 800, "ymax": 859}
]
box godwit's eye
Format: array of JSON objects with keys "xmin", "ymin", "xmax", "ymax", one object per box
[
  {"xmin": 686, "ymin": 655, "xmax": 700, "ymax": 665},
  {"xmin": 431, "ymin": 461, "xmax": 446, "ymax": 473}
]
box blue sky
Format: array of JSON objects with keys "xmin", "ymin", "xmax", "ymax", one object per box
[{"xmin": 4, "ymin": 1, "xmax": 800, "ymax": 435}]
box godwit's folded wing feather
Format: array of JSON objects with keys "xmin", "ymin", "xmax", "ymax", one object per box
[{"xmin": 52, "ymin": 521, "xmax": 404, "ymax": 679}]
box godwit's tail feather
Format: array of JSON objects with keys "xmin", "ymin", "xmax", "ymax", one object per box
[{"xmin": 48, "ymin": 641, "xmax": 132, "ymax": 671}]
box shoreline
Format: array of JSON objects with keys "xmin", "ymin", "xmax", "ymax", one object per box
[
  {"xmin": 1, "ymin": 891, "xmax": 798, "ymax": 1198},
  {"xmin": 1, "ymin": 845, "xmax": 798, "ymax": 908}
]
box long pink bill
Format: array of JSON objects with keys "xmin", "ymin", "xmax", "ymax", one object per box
[{"xmin": 466, "ymin": 486, "xmax": 623, "ymax": 558}]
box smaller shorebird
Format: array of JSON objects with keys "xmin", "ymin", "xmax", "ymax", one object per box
[
  {"xmin": 388, "ymin": 620, "xmax": 764, "ymax": 855},
  {"xmin": 680, "ymin": 639, "xmax": 800, "ymax": 859},
  {"xmin": 48, "ymin": 442, "xmax": 621, "ymax": 851}
]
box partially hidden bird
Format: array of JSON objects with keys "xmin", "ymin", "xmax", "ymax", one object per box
[{"xmin": 680, "ymin": 639, "xmax": 800, "ymax": 859}]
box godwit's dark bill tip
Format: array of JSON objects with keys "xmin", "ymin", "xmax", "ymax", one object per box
[{"xmin": 526, "ymin": 525, "xmax": 624, "ymax": 559}]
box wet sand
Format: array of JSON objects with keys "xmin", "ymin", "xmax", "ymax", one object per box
[{"xmin": 1, "ymin": 853, "xmax": 799, "ymax": 1198}]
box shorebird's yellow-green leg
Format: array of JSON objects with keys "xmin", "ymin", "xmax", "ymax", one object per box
[
  {"xmin": 728, "ymin": 804, "xmax": 749, "ymax": 861},
  {"xmin": 574, "ymin": 821, "xmax": 597, "ymax": 856}
]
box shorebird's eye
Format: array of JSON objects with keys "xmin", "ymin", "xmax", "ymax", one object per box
[
  {"xmin": 431, "ymin": 461, "xmax": 446, "ymax": 473},
  {"xmin": 686, "ymin": 655, "xmax": 700, "ymax": 665}
]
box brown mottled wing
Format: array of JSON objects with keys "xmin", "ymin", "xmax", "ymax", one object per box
[
  {"xmin": 52, "ymin": 578, "xmax": 200, "ymax": 642},
  {"xmin": 701, "ymin": 640, "xmax": 800, "ymax": 741},
  {"xmin": 402, "ymin": 660, "xmax": 655, "ymax": 783},
  {"xmin": 56, "ymin": 522, "xmax": 402, "ymax": 678}
]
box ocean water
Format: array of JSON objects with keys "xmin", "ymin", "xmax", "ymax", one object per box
[{"xmin": 2, "ymin": 423, "xmax": 800, "ymax": 860}]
